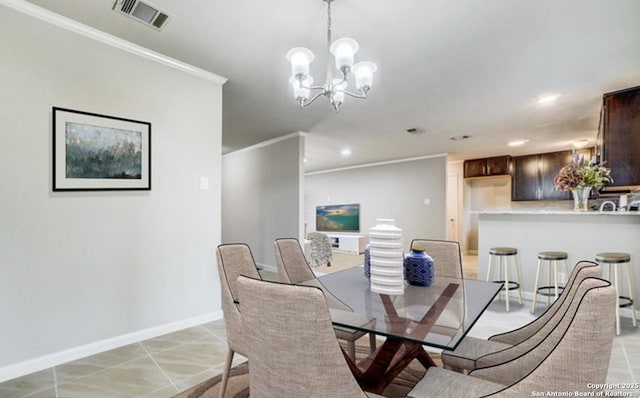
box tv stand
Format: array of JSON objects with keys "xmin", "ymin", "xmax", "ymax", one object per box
[{"xmin": 325, "ymin": 234, "xmax": 368, "ymax": 254}]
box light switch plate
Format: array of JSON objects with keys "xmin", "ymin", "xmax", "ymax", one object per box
[{"xmin": 200, "ymin": 177, "xmax": 209, "ymax": 190}]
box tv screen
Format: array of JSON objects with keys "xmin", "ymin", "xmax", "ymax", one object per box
[{"xmin": 316, "ymin": 203, "xmax": 360, "ymax": 232}]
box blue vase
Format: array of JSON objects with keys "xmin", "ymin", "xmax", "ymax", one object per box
[
  {"xmin": 404, "ymin": 248, "xmax": 434, "ymax": 287},
  {"xmin": 363, "ymin": 244, "xmax": 371, "ymax": 278}
]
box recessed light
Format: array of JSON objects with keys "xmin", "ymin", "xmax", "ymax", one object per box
[
  {"xmin": 508, "ymin": 140, "xmax": 529, "ymax": 147},
  {"xmin": 450, "ymin": 135, "xmax": 470, "ymax": 141},
  {"xmin": 537, "ymin": 94, "xmax": 561, "ymax": 105},
  {"xmin": 573, "ymin": 139, "xmax": 589, "ymax": 148},
  {"xmin": 340, "ymin": 148, "xmax": 351, "ymax": 156},
  {"xmin": 303, "ymin": 157, "xmax": 307, "ymax": 163}
]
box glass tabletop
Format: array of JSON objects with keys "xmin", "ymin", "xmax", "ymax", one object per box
[{"xmin": 306, "ymin": 267, "xmax": 501, "ymax": 351}]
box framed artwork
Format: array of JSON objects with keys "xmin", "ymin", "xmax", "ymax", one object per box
[{"xmin": 52, "ymin": 107, "xmax": 151, "ymax": 191}]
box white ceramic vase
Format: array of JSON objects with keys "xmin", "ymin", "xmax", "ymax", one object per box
[{"xmin": 369, "ymin": 218, "xmax": 404, "ymax": 295}]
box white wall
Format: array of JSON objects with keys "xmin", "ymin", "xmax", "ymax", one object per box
[
  {"xmin": 305, "ymin": 155, "xmax": 447, "ymax": 250},
  {"xmin": 222, "ymin": 134, "xmax": 305, "ymax": 268},
  {"xmin": 0, "ymin": 5, "xmax": 223, "ymax": 378},
  {"xmin": 463, "ymin": 176, "xmax": 512, "ymax": 253}
]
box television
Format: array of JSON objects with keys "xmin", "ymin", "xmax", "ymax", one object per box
[{"xmin": 316, "ymin": 203, "xmax": 360, "ymax": 232}]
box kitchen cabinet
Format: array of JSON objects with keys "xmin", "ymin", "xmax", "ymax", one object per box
[
  {"xmin": 464, "ymin": 155, "xmax": 511, "ymax": 178},
  {"xmin": 512, "ymin": 149, "xmax": 592, "ymax": 201},
  {"xmin": 512, "ymin": 154, "xmax": 540, "ymax": 201},
  {"xmin": 600, "ymin": 85, "xmax": 640, "ymax": 188}
]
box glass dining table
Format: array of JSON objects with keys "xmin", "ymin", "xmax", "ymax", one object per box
[{"xmin": 300, "ymin": 266, "xmax": 502, "ymax": 394}]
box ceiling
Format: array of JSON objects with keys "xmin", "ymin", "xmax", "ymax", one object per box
[{"xmin": 24, "ymin": 0, "xmax": 640, "ymax": 172}]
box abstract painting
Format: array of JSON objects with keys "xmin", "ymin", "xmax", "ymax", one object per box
[{"xmin": 53, "ymin": 107, "xmax": 151, "ymax": 191}]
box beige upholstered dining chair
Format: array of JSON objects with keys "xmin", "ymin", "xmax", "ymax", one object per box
[
  {"xmin": 409, "ymin": 238, "xmax": 466, "ymax": 337},
  {"xmin": 441, "ymin": 260, "xmax": 601, "ymax": 372},
  {"xmin": 306, "ymin": 231, "xmax": 333, "ymax": 267},
  {"xmin": 215, "ymin": 243, "xmax": 262, "ymax": 398},
  {"xmin": 274, "ymin": 238, "xmax": 376, "ymax": 360},
  {"xmin": 410, "ymin": 239, "xmax": 463, "ymax": 279},
  {"xmin": 408, "ymin": 277, "xmax": 616, "ymax": 397},
  {"xmin": 236, "ymin": 275, "xmax": 384, "ymax": 398}
]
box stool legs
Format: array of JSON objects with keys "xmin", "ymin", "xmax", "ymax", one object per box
[
  {"xmin": 503, "ymin": 256, "xmax": 510, "ymax": 312},
  {"xmin": 531, "ymin": 259, "xmax": 542, "ymax": 313},
  {"xmin": 607, "ymin": 262, "xmax": 638, "ymax": 335},
  {"xmin": 487, "ymin": 253, "xmax": 521, "ymax": 312},
  {"xmin": 531, "ymin": 258, "xmax": 568, "ymax": 314},
  {"xmin": 614, "ymin": 265, "xmax": 621, "ymax": 335},
  {"xmin": 626, "ymin": 263, "xmax": 637, "ymax": 328},
  {"xmin": 514, "ymin": 255, "xmax": 523, "ymax": 305}
]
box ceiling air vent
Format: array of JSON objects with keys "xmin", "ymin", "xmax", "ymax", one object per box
[
  {"xmin": 113, "ymin": 0, "xmax": 170, "ymax": 31},
  {"xmin": 405, "ymin": 128, "xmax": 426, "ymax": 135}
]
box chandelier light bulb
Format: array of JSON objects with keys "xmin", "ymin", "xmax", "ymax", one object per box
[
  {"xmin": 329, "ymin": 38, "xmax": 359, "ymax": 72},
  {"xmin": 331, "ymin": 79, "xmax": 347, "ymax": 105},
  {"xmin": 289, "ymin": 76, "xmax": 314, "ymax": 101},
  {"xmin": 353, "ymin": 62, "xmax": 377, "ymax": 92},
  {"xmin": 286, "ymin": 47, "xmax": 314, "ymax": 79}
]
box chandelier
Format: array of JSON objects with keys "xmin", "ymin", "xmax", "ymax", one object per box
[{"xmin": 286, "ymin": 0, "xmax": 377, "ymax": 112}]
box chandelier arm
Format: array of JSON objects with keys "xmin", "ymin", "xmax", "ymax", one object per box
[
  {"xmin": 300, "ymin": 91, "xmax": 326, "ymax": 108},
  {"xmin": 303, "ymin": 84, "xmax": 326, "ymax": 91},
  {"xmin": 332, "ymin": 72, "xmax": 348, "ymax": 87},
  {"xmin": 342, "ymin": 89, "xmax": 368, "ymax": 99}
]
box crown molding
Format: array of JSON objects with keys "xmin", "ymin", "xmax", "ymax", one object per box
[
  {"xmin": 0, "ymin": 0, "xmax": 227, "ymax": 85},
  {"xmin": 305, "ymin": 153, "xmax": 448, "ymax": 176},
  {"xmin": 223, "ymin": 132, "xmax": 307, "ymax": 157}
]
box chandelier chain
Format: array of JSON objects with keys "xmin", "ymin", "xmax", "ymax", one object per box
[{"xmin": 327, "ymin": 0, "xmax": 332, "ymax": 35}]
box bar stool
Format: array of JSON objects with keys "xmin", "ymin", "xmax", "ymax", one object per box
[
  {"xmin": 531, "ymin": 251, "xmax": 570, "ymax": 314},
  {"xmin": 486, "ymin": 247, "xmax": 523, "ymax": 312},
  {"xmin": 595, "ymin": 252, "xmax": 637, "ymax": 335}
]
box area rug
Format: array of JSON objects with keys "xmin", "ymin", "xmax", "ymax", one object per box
[{"xmin": 173, "ymin": 342, "xmax": 440, "ymax": 398}]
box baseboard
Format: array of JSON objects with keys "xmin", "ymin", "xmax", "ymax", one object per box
[{"xmin": 0, "ymin": 310, "xmax": 223, "ymax": 383}]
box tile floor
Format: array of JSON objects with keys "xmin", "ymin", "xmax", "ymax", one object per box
[{"xmin": 2, "ymin": 268, "xmax": 638, "ymax": 397}]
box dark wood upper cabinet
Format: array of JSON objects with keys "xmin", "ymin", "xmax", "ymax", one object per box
[
  {"xmin": 486, "ymin": 156, "xmax": 511, "ymax": 175},
  {"xmin": 464, "ymin": 156, "xmax": 511, "ymax": 178},
  {"xmin": 512, "ymin": 154, "xmax": 540, "ymax": 201},
  {"xmin": 601, "ymin": 85, "xmax": 640, "ymax": 188},
  {"xmin": 512, "ymin": 149, "xmax": 592, "ymax": 201},
  {"xmin": 539, "ymin": 151, "xmax": 574, "ymax": 201}
]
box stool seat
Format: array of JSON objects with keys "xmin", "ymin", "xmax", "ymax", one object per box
[
  {"xmin": 538, "ymin": 251, "xmax": 568, "ymax": 260},
  {"xmin": 489, "ymin": 247, "xmax": 518, "ymax": 256},
  {"xmin": 595, "ymin": 252, "xmax": 631, "ymax": 263}
]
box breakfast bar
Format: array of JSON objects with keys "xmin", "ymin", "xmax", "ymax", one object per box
[{"xmin": 477, "ymin": 210, "xmax": 640, "ymax": 317}]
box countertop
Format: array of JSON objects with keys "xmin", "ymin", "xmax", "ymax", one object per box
[{"xmin": 475, "ymin": 210, "xmax": 640, "ymax": 216}]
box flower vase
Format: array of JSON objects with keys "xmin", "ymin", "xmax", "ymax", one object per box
[{"xmin": 572, "ymin": 186, "xmax": 592, "ymax": 211}]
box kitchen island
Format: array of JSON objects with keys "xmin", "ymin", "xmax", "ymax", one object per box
[{"xmin": 477, "ymin": 210, "xmax": 640, "ymax": 318}]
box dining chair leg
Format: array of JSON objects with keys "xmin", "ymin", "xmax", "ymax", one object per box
[
  {"xmin": 369, "ymin": 333, "xmax": 377, "ymax": 353},
  {"xmin": 347, "ymin": 341, "xmax": 356, "ymax": 361},
  {"xmin": 219, "ymin": 348, "xmax": 235, "ymax": 398}
]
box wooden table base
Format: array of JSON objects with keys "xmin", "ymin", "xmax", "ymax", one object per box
[{"xmin": 342, "ymin": 283, "xmax": 459, "ymax": 394}]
